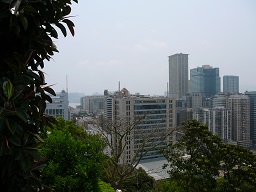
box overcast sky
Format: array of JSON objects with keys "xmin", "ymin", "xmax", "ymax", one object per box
[{"xmin": 44, "ymin": 0, "xmax": 256, "ymax": 96}]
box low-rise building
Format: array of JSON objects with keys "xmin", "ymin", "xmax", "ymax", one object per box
[{"xmin": 45, "ymin": 90, "xmax": 70, "ymax": 120}]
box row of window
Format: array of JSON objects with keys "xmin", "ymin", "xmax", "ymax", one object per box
[{"xmin": 45, "ymin": 109, "xmax": 63, "ymax": 115}]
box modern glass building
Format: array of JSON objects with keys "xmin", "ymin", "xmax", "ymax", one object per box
[
  {"xmin": 190, "ymin": 65, "xmax": 220, "ymax": 98},
  {"xmin": 223, "ymin": 75, "xmax": 239, "ymax": 94},
  {"xmin": 245, "ymin": 91, "xmax": 256, "ymax": 146}
]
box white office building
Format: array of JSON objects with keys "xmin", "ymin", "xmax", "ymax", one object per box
[{"xmin": 45, "ymin": 90, "xmax": 70, "ymax": 120}]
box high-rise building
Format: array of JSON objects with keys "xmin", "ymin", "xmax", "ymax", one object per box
[
  {"xmin": 228, "ymin": 94, "xmax": 251, "ymax": 148},
  {"xmin": 245, "ymin": 91, "xmax": 256, "ymax": 146},
  {"xmin": 223, "ymin": 75, "xmax": 239, "ymax": 94},
  {"xmin": 212, "ymin": 92, "xmax": 229, "ymax": 108},
  {"xmin": 169, "ymin": 53, "xmax": 189, "ymax": 98},
  {"xmin": 193, "ymin": 107, "xmax": 231, "ymax": 141},
  {"xmin": 190, "ymin": 65, "xmax": 220, "ymax": 97},
  {"xmin": 105, "ymin": 90, "xmax": 176, "ymax": 165}
]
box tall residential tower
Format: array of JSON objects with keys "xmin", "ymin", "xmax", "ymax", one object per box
[
  {"xmin": 245, "ymin": 91, "xmax": 256, "ymax": 146},
  {"xmin": 228, "ymin": 94, "xmax": 251, "ymax": 147},
  {"xmin": 168, "ymin": 53, "xmax": 189, "ymax": 99}
]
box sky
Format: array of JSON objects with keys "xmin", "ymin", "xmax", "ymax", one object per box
[{"xmin": 44, "ymin": 0, "xmax": 256, "ymax": 96}]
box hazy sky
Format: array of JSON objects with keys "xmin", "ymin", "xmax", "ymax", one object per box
[{"xmin": 44, "ymin": 0, "xmax": 256, "ymax": 95}]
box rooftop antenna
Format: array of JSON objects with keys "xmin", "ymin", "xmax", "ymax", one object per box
[
  {"xmin": 118, "ymin": 81, "xmax": 120, "ymax": 92},
  {"xmin": 167, "ymin": 82, "xmax": 169, "ymax": 97},
  {"xmin": 66, "ymin": 75, "xmax": 68, "ymax": 93}
]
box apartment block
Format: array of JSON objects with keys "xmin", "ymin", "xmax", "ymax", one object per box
[
  {"xmin": 245, "ymin": 91, "xmax": 256, "ymax": 146},
  {"xmin": 228, "ymin": 94, "xmax": 251, "ymax": 147},
  {"xmin": 193, "ymin": 107, "xmax": 231, "ymax": 141},
  {"xmin": 105, "ymin": 92, "xmax": 176, "ymax": 165}
]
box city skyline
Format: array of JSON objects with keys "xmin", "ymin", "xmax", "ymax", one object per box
[{"xmin": 44, "ymin": 0, "xmax": 256, "ymax": 95}]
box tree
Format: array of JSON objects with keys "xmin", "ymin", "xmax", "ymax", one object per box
[
  {"xmin": 98, "ymin": 180, "xmax": 115, "ymax": 192},
  {"xmin": 154, "ymin": 179, "xmax": 185, "ymax": 192},
  {"xmin": 163, "ymin": 119, "xmax": 256, "ymax": 192},
  {"xmin": 122, "ymin": 167, "xmax": 156, "ymax": 192},
  {"xmin": 216, "ymin": 143, "xmax": 256, "ymax": 191},
  {"xmin": 0, "ymin": 1, "xmax": 77, "ymax": 191},
  {"xmin": 163, "ymin": 120, "xmax": 222, "ymax": 191},
  {"xmin": 41, "ymin": 118, "xmax": 106, "ymax": 192},
  {"xmin": 98, "ymin": 115, "xmax": 175, "ymax": 190}
]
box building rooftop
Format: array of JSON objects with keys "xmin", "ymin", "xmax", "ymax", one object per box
[{"xmin": 136, "ymin": 157, "xmax": 169, "ymax": 180}]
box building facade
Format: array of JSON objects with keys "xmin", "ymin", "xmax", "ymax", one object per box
[
  {"xmin": 105, "ymin": 93, "xmax": 176, "ymax": 165},
  {"xmin": 223, "ymin": 75, "xmax": 239, "ymax": 94},
  {"xmin": 169, "ymin": 53, "xmax": 189, "ymax": 98},
  {"xmin": 212, "ymin": 93, "xmax": 229, "ymax": 108},
  {"xmin": 45, "ymin": 90, "xmax": 69, "ymax": 120},
  {"xmin": 193, "ymin": 107, "xmax": 231, "ymax": 141},
  {"xmin": 190, "ymin": 65, "xmax": 220, "ymax": 98},
  {"xmin": 81, "ymin": 95, "xmax": 106, "ymax": 114},
  {"xmin": 228, "ymin": 94, "xmax": 251, "ymax": 147},
  {"xmin": 245, "ymin": 91, "xmax": 256, "ymax": 146}
]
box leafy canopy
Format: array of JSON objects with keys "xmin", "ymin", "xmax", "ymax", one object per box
[
  {"xmin": 41, "ymin": 118, "xmax": 106, "ymax": 192},
  {"xmin": 163, "ymin": 120, "xmax": 256, "ymax": 192},
  {"xmin": 0, "ymin": 0, "xmax": 77, "ymax": 191}
]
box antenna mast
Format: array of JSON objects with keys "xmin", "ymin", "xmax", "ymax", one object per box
[{"xmin": 66, "ymin": 75, "xmax": 68, "ymax": 93}]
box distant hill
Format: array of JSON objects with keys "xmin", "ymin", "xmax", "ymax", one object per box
[{"xmin": 68, "ymin": 92, "xmax": 85, "ymax": 103}]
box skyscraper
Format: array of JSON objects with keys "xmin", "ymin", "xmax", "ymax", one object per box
[
  {"xmin": 169, "ymin": 53, "xmax": 189, "ymax": 98},
  {"xmin": 190, "ymin": 65, "xmax": 220, "ymax": 97},
  {"xmin": 245, "ymin": 91, "xmax": 256, "ymax": 146},
  {"xmin": 223, "ymin": 75, "xmax": 239, "ymax": 94},
  {"xmin": 228, "ymin": 94, "xmax": 251, "ymax": 148}
]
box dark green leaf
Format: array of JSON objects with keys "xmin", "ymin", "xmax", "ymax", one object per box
[
  {"xmin": 45, "ymin": 94, "xmax": 52, "ymax": 103},
  {"xmin": 20, "ymin": 154, "xmax": 30, "ymax": 171},
  {"xmin": 9, "ymin": 134, "xmax": 22, "ymax": 146},
  {"xmin": 15, "ymin": 108, "xmax": 29, "ymax": 122},
  {"xmin": 64, "ymin": 5, "xmax": 71, "ymax": 16},
  {"xmin": 0, "ymin": 106, "xmax": 5, "ymax": 115},
  {"xmin": 26, "ymin": 71, "xmax": 43, "ymax": 83},
  {"xmin": 5, "ymin": 118, "xmax": 13, "ymax": 134},
  {"xmin": 19, "ymin": 15, "xmax": 28, "ymax": 30},
  {"xmin": 62, "ymin": 19, "xmax": 75, "ymax": 36},
  {"xmin": 3, "ymin": 80, "xmax": 14, "ymax": 100},
  {"xmin": 56, "ymin": 23, "xmax": 67, "ymax": 37},
  {"xmin": 43, "ymin": 86, "xmax": 56, "ymax": 96}
]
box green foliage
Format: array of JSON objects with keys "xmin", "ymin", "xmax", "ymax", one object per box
[
  {"xmin": 163, "ymin": 119, "xmax": 256, "ymax": 192},
  {"xmin": 154, "ymin": 180, "xmax": 185, "ymax": 192},
  {"xmin": 0, "ymin": 1, "xmax": 77, "ymax": 190},
  {"xmin": 98, "ymin": 180, "xmax": 115, "ymax": 192},
  {"xmin": 41, "ymin": 118, "xmax": 106, "ymax": 192},
  {"xmin": 122, "ymin": 167, "xmax": 155, "ymax": 192},
  {"xmin": 163, "ymin": 120, "xmax": 222, "ymax": 191},
  {"xmin": 217, "ymin": 144, "xmax": 256, "ymax": 191}
]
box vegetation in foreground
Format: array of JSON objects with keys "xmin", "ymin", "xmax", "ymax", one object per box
[
  {"xmin": 162, "ymin": 119, "xmax": 256, "ymax": 192},
  {"xmin": 0, "ymin": 0, "xmax": 77, "ymax": 191}
]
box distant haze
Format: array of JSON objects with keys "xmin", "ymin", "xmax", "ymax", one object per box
[{"xmin": 45, "ymin": 0, "xmax": 256, "ymax": 95}]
